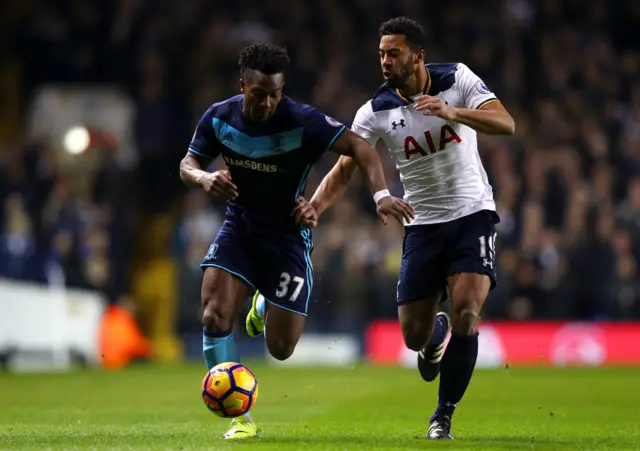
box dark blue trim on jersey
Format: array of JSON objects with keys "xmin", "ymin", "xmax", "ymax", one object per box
[
  {"xmin": 426, "ymin": 63, "xmax": 459, "ymax": 96},
  {"xmin": 370, "ymin": 85, "xmax": 408, "ymax": 113},
  {"xmin": 369, "ymin": 63, "xmax": 460, "ymax": 113},
  {"xmin": 212, "ymin": 118, "xmax": 304, "ymax": 158}
]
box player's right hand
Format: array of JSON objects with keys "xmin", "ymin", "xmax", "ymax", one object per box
[
  {"xmin": 198, "ymin": 170, "xmax": 239, "ymax": 200},
  {"xmin": 377, "ymin": 196, "xmax": 414, "ymax": 226},
  {"xmin": 291, "ymin": 196, "xmax": 318, "ymax": 228}
]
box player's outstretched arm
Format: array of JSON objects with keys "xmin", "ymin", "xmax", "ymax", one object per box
[
  {"xmin": 328, "ymin": 130, "xmax": 414, "ymax": 225},
  {"xmin": 309, "ymin": 155, "xmax": 359, "ymax": 218},
  {"xmin": 293, "ymin": 155, "xmax": 357, "ymax": 228},
  {"xmin": 179, "ymin": 153, "xmax": 238, "ymax": 200}
]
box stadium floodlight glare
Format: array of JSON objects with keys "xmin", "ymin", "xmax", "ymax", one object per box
[{"xmin": 63, "ymin": 126, "xmax": 91, "ymax": 154}]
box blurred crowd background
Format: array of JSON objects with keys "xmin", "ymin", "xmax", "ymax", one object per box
[{"xmin": 2, "ymin": 0, "xmax": 640, "ymax": 355}]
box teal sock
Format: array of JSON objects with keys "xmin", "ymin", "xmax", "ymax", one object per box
[
  {"xmin": 203, "ymin": 329, "xmax": 251, "ymax": 420},
  {"xmin": 256, "ymin": 294, "xmax": 266, "ymax": 317},
  {"xmin": 203, "ymin": 330, "xmax": 239, "ymax": 369}
]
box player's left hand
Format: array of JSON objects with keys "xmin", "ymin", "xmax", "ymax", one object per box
[
  {"xmin": 291, "ymin": 196, "xmax": 318, "ymax": 228},
  {"xmin": 413, "ymin": 95, "xmax": 458, "ymax": 121},
  {"xmin": 377, "ymin": 196, "xmax": 415, "ymax": 226}
]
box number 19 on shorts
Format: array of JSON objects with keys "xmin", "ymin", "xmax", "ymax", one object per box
[
  {"xmin": 275, "ymin": 272, "xmax": 305, "ymax": 302},
  {"xmin": 479, "ymin": 233, "xmax": 497, "ymax": 268}
]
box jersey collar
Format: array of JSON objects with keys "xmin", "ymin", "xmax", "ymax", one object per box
[{"xmin": 395, "ymin": 65, "xmax": 431, "ymax": 104}]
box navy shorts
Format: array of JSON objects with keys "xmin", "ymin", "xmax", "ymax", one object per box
[
  {"xmin": 201, "ymin": 218, "xmax": 314, "ymax": 316},
  {"xmin": 397, "ymin": 210, "xmax": 499, "ymax": 304}
]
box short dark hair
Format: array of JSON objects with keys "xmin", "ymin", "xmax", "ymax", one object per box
[
  {"xmin": 379, "ymin": 17, "xmax": 425, "ymax": 51},
  {"xmin": 238, "ymin": 44, "xmax": 291, "ymax": 77}
]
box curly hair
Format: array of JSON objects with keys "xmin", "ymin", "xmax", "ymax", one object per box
[
  {"xmin": 379, "ymin": 17, "xmax": 426, "ymax": 51},
  {"xmin": 238, "ymin": 44, "xmax": 291, "ymax": 76}
]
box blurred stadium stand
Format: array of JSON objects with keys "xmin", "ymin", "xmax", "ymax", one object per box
[{"xmin": 2, "ymin": 0, "xmax": 640, "ymax": 367}]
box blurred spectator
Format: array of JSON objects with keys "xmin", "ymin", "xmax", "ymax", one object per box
[
  {"xmin": 0, "ymin": 193, "xmax": 35, "ymax": 279},
  {"xmin": 2, "ymin": 0, "xmax": 640, "ymax": 331}
]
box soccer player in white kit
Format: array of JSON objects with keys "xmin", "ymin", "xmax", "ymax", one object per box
[{"xmin": 293, "ymin": 17, "xmax": 515, "ymax": 440}]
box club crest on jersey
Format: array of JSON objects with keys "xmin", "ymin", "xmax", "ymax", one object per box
[
  {"xmin": 392, "ymin": 119, "xmax": 406, "ymax": 130},
  {"xmin": 324, "ymin": 115, "xmax": 342, "ymax": 127},
  {"xmin": 476, "ymin": 80, "xmax": 490, "ymax": 94},
  {"xmin": 205, "ymin": 244, "xmax": 219, "ymax": 261},
  {"xmin": 270, "ymin": 134, "xmax": 285, "ymax": 152}
]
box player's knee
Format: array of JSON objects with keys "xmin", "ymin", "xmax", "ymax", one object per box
[
  {"xmin": 399, "ymin": 309, "xmax": 437, "ymax": 351},
  {"xmin": 451, "ymin": 300, "xmax": 481, "ymax": 335},
  {"xmin": 202, "ymin": 308, "xmax": 234, "ymax": 334},
  {"xmin": 267, "ymin": 340, "xmax": 296, "ymax": 361},
  {"xmin": 202, "ymin": 301, "xmax": 234, "ymax": 334}
]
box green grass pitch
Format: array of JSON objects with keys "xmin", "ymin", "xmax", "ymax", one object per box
[{"xmin": 1, "ymin": 363, "xmax": 638, "ymax": 450}]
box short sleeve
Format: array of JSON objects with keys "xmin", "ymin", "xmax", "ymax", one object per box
[
  {"xmin": 301, "ymin": 105, "xmax": 347, "ymax": 152},
  {"xmin": 350, "ymin": 102, "xmax": 380, "ymax": 146},
  {"xmin": 457, "ymin": 63, "xmax": 499, "ymax": 110},
  {"xmin": 188, "ymin": 107, "xmax": 222, "ymax": 159}
]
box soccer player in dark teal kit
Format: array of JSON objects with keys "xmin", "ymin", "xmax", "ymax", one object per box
[{"xmin": 179, "ymin": 44, "xmax": 414, "ymax": 439}]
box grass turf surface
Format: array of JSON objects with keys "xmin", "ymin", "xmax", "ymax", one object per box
[{"xmin": 0, "ymin": 363, "xmax": 638, "ymax": 450}]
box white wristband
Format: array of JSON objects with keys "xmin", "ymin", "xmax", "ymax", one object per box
[{"xmin": 373, "ymin": 189, "xmax": 391, "ymax": 204}]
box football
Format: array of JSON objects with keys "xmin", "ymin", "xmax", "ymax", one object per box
[{"xmin": 201, "ymin": 362, "xmax": 259, "ymax": 417}]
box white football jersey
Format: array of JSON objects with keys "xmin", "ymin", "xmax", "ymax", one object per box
[{"xmin": 352, "ymin": 63, "xmax": 499, "ymax": 225}]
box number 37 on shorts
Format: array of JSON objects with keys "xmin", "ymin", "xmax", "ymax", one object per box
[
  {"xmin": 275, "ymin": 272, "xmax": 305, "ymax": 301},
  {"xmin": 265, "ymin": 268, "xmax": 313, "ymax": 316}
]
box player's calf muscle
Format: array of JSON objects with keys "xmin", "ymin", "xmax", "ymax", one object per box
[
  {"xmin": 265, "ymin": 335, "xmax": 296, "ymax": 361},
  {"xmin": 264, "ymin": 307, "xmax": 305, "ymax": 360},
  {"xmin": 402, "ymin": 323, "xmax": 434, "ymax": 352},
  {"xmin": 398, "ymin": 298, "xmax": 440, "ymax": 351},
  {"xmin": 265, "ymin": 320, "xmax": 302, "ymax": 360},
  {"xmin": 201, "ymin": 268, "xmax": 251, "ymax": 334}
]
